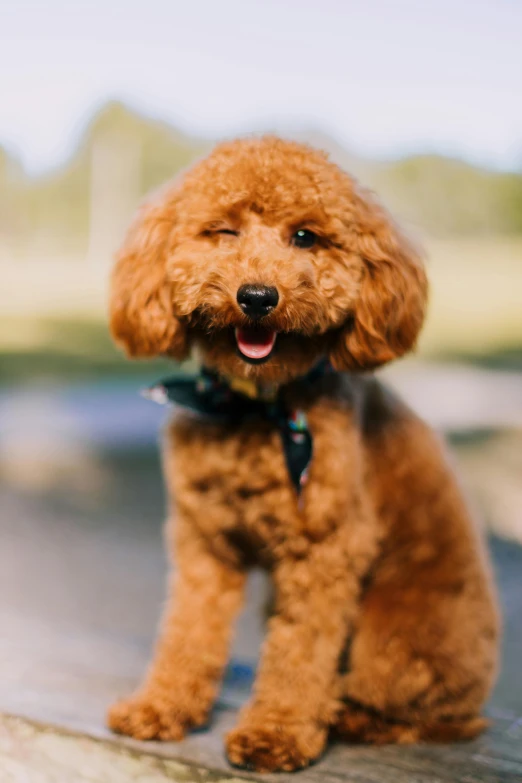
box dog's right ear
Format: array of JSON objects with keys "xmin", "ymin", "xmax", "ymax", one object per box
[{"xmin": 109, "ymin": 189, "xmax": 189, "ymax": 359}]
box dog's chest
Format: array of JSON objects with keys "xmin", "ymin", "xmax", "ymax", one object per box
[
  {"xmin": 173, "ymin": 415, "xmax": 296, "ymax": 524},
  {"xmin": 169, "ymin": 400, "xmax": 357, "ymax": 560}
]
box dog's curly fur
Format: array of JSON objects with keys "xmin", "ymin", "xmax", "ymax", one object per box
[{"xmin": 107, "ymin": 137, "xmax": 499, "ymax": 773}]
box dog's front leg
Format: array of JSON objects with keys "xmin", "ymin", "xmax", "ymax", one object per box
[
  {"xmin": 108, "ymin": 519, "xmax": 246, "ymax": 741},
  {"xmin": 226, "ymin": 531, "xmax": 359, "ymax": 772}
]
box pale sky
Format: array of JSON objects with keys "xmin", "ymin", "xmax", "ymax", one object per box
[{"xmin": 1, "ymin": 0, "xmax": 521, "ymax": 173}]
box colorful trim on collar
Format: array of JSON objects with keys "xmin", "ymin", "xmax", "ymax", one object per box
[{"xmin": 143, "ymin": 361, "xmax": 333, "ymax": 496}]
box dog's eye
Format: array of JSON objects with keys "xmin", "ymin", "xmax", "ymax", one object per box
[
  {"xmin": 291, "ymin": 229, "xmax": 317, "ymax": 249},
  {"xmin": 202, "ymin": 227, "xmax": 239, "ymax": 238}
]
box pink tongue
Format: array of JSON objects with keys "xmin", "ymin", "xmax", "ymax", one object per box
[{"xmin": 235, "ymin": 327, "xmax": 277, "ymax": 359}]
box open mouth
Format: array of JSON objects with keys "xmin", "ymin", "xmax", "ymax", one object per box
[{"xmin": 235, "ymin": 327, "xmax": 277, "ymax": 363}]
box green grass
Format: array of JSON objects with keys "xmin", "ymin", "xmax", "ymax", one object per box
[
  {"xmin": 0, "ymin": 317, "xmax": 186, "ymax": 385},
  {"xmin": 417, "ymin": 237, "xmax": 522, "ymax": 361}
]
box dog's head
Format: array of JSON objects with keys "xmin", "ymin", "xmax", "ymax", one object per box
[{"xmin": 110, "ymin": 136, "xmax": 427, "ymax": 383}]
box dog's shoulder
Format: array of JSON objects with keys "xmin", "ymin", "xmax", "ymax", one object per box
[{"xmin": 357, "ymin": 374, "xmax": 415, "ymax": 440}]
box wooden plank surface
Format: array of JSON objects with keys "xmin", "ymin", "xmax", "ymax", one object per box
[{"xmin": 1, "ymin": 456, "xmax": 521, "ymax": 782}]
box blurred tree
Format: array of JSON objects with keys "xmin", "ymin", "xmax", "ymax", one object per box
[
  {"xmin": 0, "ymin": 147, "xmax": 25, "ymax": 261},
  {"xmin": 17, "ymin": 102, "xmax": 205, "ymax": 261},
  {"xmin": 6, "ymin": 102, "xmax": 522, "ymax": 264},
  {"xmin": 371, "ymin": 155, "xmax": 522, "ymax": 237},
  {"xmin": 87, "ymin": 115, "xmax": 142, "ymax": 265}
]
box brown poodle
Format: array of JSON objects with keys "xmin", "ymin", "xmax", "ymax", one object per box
[{"xmin": 107, "ymin": 136, "xmax": 499, "ymax": 773}]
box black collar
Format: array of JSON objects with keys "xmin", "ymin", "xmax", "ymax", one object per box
[{"xmin": 143, "ymin": 360, "xmax": 333, "ymax": 496}]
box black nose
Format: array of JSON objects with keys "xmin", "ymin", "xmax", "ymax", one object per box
[{"xmin": 237, "ymin": 284, "xmax": 279, "ymax": 320}]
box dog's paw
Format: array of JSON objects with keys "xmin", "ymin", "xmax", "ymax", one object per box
[
  {"xmin": 226, "ymin": 721, "xmax": 326, "ymax": 773},
  {"xmin": 107, "ymin": 694, "xmax": 189, "ymax": 741}
]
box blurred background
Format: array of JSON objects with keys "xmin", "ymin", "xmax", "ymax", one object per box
[
  {"xmin": 1, "ymin": 0, "xmax": 522, "ymax": 727},
  {"xmin": 1, "ymin": 0, "xmax": 521, "ymax": 531}
]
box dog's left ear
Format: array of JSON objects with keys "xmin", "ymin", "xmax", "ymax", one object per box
[
  {"xmin": 330, "ymin": 190, "xmax": 428, "ymax": 371},
  {"xmin": 109, "ymin": 187, "xmax": 189, "ymax": 360}
]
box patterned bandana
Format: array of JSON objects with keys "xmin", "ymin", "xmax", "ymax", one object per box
[{"xmin": 143, "ymin": 361, "xmax": 332, "ymax": 496}]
